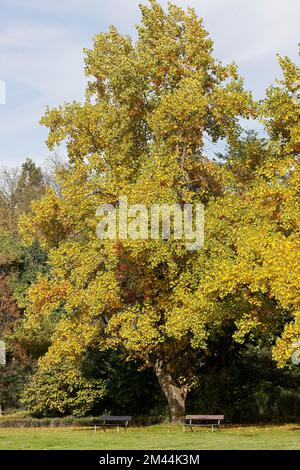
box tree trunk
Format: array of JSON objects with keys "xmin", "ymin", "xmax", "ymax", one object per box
[{"xmin": 154, "ymin": 360, "xmax": 187, "ymax": 423}]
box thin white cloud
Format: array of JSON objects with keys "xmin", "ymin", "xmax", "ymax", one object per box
[
  {"xmin": 0, "ymin": 23, "xmax": 86, "ymax": 100},
  {"xmin": 0, "ymin": 22, "xmax": 87, "ymax": 165},
  {"xmin": 1, "ymin": 0, "xmax": 139, "ymax": 26},
  {"xmin": 167, "ymin": 0, "xmax": 299, "ymax": 61}
]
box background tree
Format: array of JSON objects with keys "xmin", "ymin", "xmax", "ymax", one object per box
[
  {"xmin": 0, "ymin": 167, "xmax": 20, "ymax": 234},
  {"xmin": 0, "ymin": 158, "xmax": 48, "ymax": 413},
  {"xmin": 0, "ymin": 234, "xmax": 30, "ymax": 413},
  {"xmin": 0, "ymin": 159, "xmax": 45, "ymax": 234}
]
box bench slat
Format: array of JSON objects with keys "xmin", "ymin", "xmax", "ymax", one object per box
[
  {"xmin": 99, "ymin": 416, "xmax": 132, "ymax": 421},
  {"xmin": 185, "ymin": 415, "xmax": 224, "ymax": 420}
]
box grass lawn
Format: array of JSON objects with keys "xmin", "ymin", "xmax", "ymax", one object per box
[{"xmin": 0, "ymin": 424, "xmax": 300, "ymax": 450}]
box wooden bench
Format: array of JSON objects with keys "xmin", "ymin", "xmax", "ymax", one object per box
[
  {"xmin": 94, "ymin": 415, "xmax": 132, "ymax": 432},
  {"xmin": 184, "ymin": 415, "xmax": 224, "ymax": 432}
]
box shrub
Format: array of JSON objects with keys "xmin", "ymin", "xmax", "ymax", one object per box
[{"xmin": 21, "ymin": 365, "xmax": 106, "ymax": 417}]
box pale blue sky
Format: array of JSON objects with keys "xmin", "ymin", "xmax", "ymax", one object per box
[{"xmin": 0, "ymin": 0, "xmax": 299, "ymax": 168}]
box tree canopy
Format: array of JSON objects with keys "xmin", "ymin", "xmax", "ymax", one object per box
[{"xmin": 5, "ymin": 1, "xmax": 299, "ymax": 421}]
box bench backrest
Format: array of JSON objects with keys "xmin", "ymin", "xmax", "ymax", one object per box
[
  {"xmin": 186, "ymin": 415, "xmax": 224, "ymax": 420},
  {"xmin": 99, "ymin": 416, "xmax": 132, "ymax": 421}
]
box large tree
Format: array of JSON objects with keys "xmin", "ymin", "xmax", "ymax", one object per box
[{"xmin": 18, "ymin": 1, "xmax": 270, "ymax": 421}]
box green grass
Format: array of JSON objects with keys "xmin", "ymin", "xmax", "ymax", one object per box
[{"xmin": 0, "ymin": 424, "xmax": 300, "ymax": 450}]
